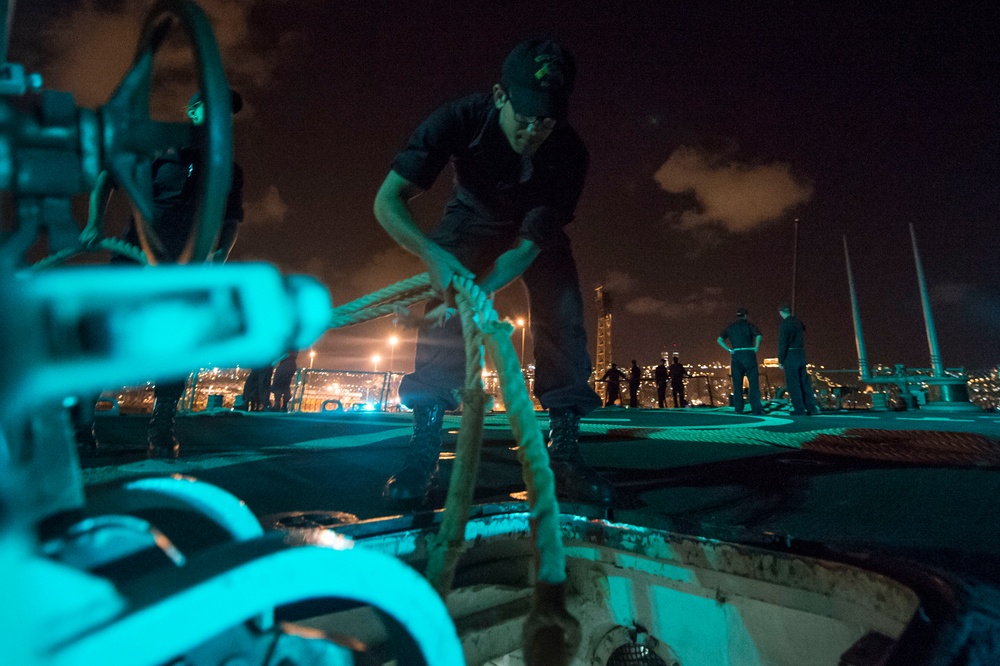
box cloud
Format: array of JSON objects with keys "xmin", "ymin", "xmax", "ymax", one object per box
[
  {"xmin": 244, "ymin": 185, "xmax": 289, "ymax": 227},
  {"xmin": 654, "ymin": 145, "xmax": 813, "ymax": 233},
  {"xmin": 347, "ymin": 248, "xmax": 426, "ymax": 296},
  {"xmin": 321, "ymin": 248, "xmax": 426, "ymax": 305},
  {"xmin": 34, "ymin": 1, "xmax": 305, "ymax": 114},
  {"xmin": 931, "ymin": 281, "xmax": 973, "ymax": 306},
  {"xmin": 625, "ymin": 287, "xmax": 726, "ymax": 320}
]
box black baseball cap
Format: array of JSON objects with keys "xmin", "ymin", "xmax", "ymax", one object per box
[
  {"xmin": 188, "ymin": 88, "xmax": 243, "ymax": 115},
  {"xmin": 501, "ymin": 38, "xmax": 576, "ymax": 120}
]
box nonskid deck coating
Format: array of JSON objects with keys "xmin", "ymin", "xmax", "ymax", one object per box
[{"xmin": 83, "ymin": 406, "xmax": 1000, "ymax": 586}]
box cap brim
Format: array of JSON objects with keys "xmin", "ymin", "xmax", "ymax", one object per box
[{"xmin": 507, "ymin": 83, "xmax": 568, "ymax": 120}]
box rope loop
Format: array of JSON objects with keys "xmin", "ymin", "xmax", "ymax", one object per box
[
  {"xmin": 424, "ymin": 275, "xmax": 566, "ymax": 589},
  {"xmin": 31, "ymin": 235, "xmax": 149, "ymax": 270},
  {"xmin": 335, "ymin": 273, "xmax": 566, "ymax": 592}
]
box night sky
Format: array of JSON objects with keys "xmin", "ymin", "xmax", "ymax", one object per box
[{"xmin": 10, "ymin": 1, "xmax": 999, "ymax": 373}]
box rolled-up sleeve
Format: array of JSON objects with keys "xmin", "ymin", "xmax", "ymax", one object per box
[
  {"xmin": 390, "ymin": 101, "xmax": 469, "ymax": 191},
  {"xmin": 519, "ymin": 205, "xmax": 568, "ymax": 250}
]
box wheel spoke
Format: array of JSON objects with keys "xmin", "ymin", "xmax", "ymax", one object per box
[{"xmin": 98, "ymin": 0, "xmax": 230, "ymax": 265}]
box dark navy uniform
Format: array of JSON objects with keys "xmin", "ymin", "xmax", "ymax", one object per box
[
  {"xmin": 241, "ymin": 365, "xmax": 273, "ymax": 411},
  {"xmin": 392, "ymin": 93, "xmax": 600, "ymax": 415},
  {"xmin": 719, "ymin": 318, "xmax": 764, "ymax": 414},
  {"xmin": 113, "ymin": 90, "xmax": 245, "ymax": 458},
  {"xmin": 121, "ymin": 150, "xmax": 244, "ymax": 263},
  {"xmin": 118, "ymin": 152, "xmax": 244, "ymax": 406},
  {"xmin": 670, "ymin": 357, "xmax": 688, "ymax": 408},
  {"xmin": 628, "ymin": 362, "xmax": 642, "ymax": 408},
  {"xmin": 654, "ymin": 360, "xmax": 668, "ymax": 408},
  {"xmin": 600, "ymin": 364, "xmax": 627, "ymax": 407},
  {"xmin": 270, "ymin": 352, "xmax": 298, "ymax": 412},
  {"xmin": 779, "ymin": 314, "xmax": 818, "ymax": 415}
]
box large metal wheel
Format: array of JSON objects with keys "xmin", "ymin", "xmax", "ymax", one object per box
[{"xmin": 99, "ymin": 0, "xmax": 231, "ymax": 264}]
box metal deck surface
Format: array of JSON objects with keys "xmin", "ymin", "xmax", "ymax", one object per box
[{"xmin": 81, "ymin": 406, "xmax": 1000, "ymax": 584}]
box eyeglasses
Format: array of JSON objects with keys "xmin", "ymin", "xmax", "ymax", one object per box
[
  {"xmin": 502, "ymin": 95, "xmax": 559, "ymax": 130},
  {"xmin": 514, "ymin": 111, "xmax": 559, "ymax": 130},
  {"xmin": 512, "ymin": 111, "xmax": 559, "ymax": 131}
]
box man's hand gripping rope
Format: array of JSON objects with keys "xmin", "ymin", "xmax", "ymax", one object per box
[{"xmin": 392, "ymin": 247, "xmax": 473, "ymax": 330}]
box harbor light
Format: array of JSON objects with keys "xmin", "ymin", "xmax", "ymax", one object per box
[
  {"xmin": 516, "ymin": 317, "xmax": 526, "ymax": 367},
  {"xmin": 388, "ymin": 335, "xmax": 398, "ymax": 372}
]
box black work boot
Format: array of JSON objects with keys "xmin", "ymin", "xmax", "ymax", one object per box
[
  {"xmin": 383, "ymin": 403, "xmax": 445, "ymax": 503},
  {"xmin": 147, "ymin": 398, "xmax": 180, "ymax": 459},
  {"xmin": 548, "ymin": 407, "xmax": 614, "ymax": 504}
]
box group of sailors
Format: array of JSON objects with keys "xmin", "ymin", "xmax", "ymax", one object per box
[{"xmin": 599, "ymin": 357, "xmax": 690, "ymax": 409}]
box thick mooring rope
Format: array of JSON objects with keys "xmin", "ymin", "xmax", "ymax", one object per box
[
  {"xmin": 327, "ymin": 273, "xmax": 435, "ymax": 329},
  {"xmin": 424, "ymin": 274, "xmax": 578, "ymax": 664},
  {"xmin": 322, "ymin": 272, "xmax": 566, "ymax": 597},
  {"xmin": 805, "ymin": 429, "xmax": 1000, "ymax": 466},
  {"xmin": 31, "ymin": 236, "xmax": 149, "ymax": 270},
  {"xmin": 326, "ymin": 269, "xmax": 574, "ymax": 654},
  {"xmin": 31, "ymin": 172, "xmax": 150, "ymax": 269},
  {"xmin": 424, "ymin": 275, "xmax": 566, "ymax": 593},
  {"xmin": 424, "ymin": 283, "xmax": 489, "ymax": 597}
]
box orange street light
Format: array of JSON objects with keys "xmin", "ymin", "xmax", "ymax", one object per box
[
  {"xmin": 388, "ymin": 335, "xmax": 399, "ymax": 373},
  {"xmin": 516, "ymin": 317, "xmax": 526, "ymax": 367},
  {"xmin": 372, "ymin": 353, "xmax": 381, "ymax": 373}
]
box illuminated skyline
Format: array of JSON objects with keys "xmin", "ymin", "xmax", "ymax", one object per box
[{"xmin": 10, "ymin": 1, "xmax": 997, "ymax": 371}]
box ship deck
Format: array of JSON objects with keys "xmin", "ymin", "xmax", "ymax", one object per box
[{"xmin": 82, "ymin": 406, "xmax": 1000, "ymax": 586}]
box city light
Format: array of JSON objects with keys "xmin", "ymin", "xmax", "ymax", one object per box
[
  {"xmin": 388, "ymin": 335, "xmax": 399, "ymax": 373},
  {"xmin": 516, "ymin": 317, "xmax": 526, "ymax": 367},
  {"xmin": 372, "ymin": 354, "xmax": 381, "ymax": 372},
  {"xmin": 100, "ymin": 360, "xmax": 1000, "ymax": 415},
  {"xmin": 309, "ymin": 348, "xmax": 316, "ymax": 369}
]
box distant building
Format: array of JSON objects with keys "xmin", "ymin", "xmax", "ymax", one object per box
[{"xmin": 594, "ymin": 286, "xmax": 613, "ymax": 373}]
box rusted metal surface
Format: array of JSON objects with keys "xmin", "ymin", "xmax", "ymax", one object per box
[
  {"xmin": 311, "ymin": 512, "xmax": 922, "ymax": 664},
  {"xmin": 567, "ymin": 517, "xmax": 919, "ymax": 627},
  {"xmin": 316, "ymin": 512, "xmax": 919, "ymax": 626}
]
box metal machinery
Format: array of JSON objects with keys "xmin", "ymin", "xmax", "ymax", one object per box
[{"xmin": 0, "ymin": 1, "xmax": 462, "ymax": 664}]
